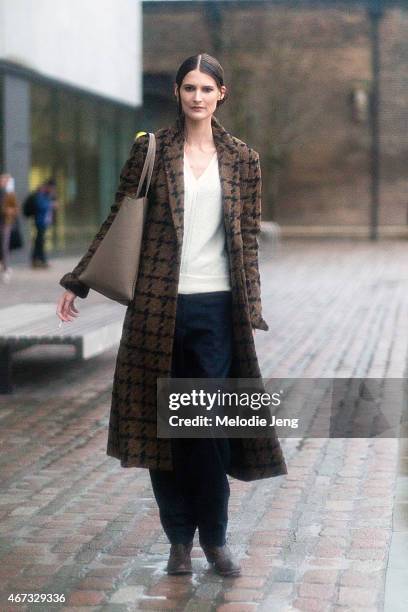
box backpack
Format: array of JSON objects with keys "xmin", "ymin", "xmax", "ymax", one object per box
[{"xmin": 23, "ymin": 192, "xmax": 37, "ymax": 217}]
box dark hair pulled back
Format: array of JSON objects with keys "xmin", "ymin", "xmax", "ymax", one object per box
[{"xmin": 174, "ymin": 53, "xmax": 228, "ymax": 132}]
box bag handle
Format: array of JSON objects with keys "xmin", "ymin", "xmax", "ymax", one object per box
[{"xmin": 135, "ymin": 133, "xmax": 156, "ymax": 199}]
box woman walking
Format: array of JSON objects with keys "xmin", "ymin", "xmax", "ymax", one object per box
[{"xmin": 57, "ymin": 53, "xmax": 287, "ymax": 577}]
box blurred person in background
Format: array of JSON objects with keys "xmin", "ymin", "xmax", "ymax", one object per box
[
  {"xmin": 24, "ymin": 178, "xmax": 58, "ymax": 268},
  {"xmin": 0, "ymin": 173, "xmax": 20, "ymax": 284}
]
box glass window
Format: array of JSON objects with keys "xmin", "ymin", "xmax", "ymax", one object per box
[
  {"xmin": 30, "ymin": 82, "xmax": 54, "ymax": 190},
  {"xmin": 78, "ymin": 98, "xmax": 99, "ymax": 230},
  {"xmin": 98, "ymin": 102, "xmax": 118, "ymax": 219},
  {"xmin": 30, "ymin": 80, "xmax": 138, "ymax": 253},
  {"xmin": 55, "ymin": 89, "xmax": 79, "ymax": 248},
  {"xmin": 118, "ymin": 109, "xmax": 137, "ymax": 175}
]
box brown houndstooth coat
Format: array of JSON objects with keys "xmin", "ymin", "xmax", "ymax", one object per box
[{"xmin": 59, "ymin": 114, "xmax": 287, "ymax": 481}]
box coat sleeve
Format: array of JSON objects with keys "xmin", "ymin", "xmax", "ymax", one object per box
[
  {"xmin": 241, "ymin": 147, "xmax": 269, "ymax": 331},
  {"xmin": 59, "ymin": 133, "xmax": 150, "ymax": 298}
]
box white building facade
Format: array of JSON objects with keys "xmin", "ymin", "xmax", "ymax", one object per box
[{"xmin": 0, "ymin": 0, "xmax": 142, "ymax": 252}]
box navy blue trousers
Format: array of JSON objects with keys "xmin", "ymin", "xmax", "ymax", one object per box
[
  {"xmin": 32, "ymin": 226, "xmax": 47, "ymax": 263},
  {"xmin": 149, "ymin": 290, "xmax": 233, "ymax": 546}
]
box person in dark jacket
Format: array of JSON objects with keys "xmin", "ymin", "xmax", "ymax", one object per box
[{"xmin": 30, "ymin": 178, "xmax": 58, "ymax": 268}]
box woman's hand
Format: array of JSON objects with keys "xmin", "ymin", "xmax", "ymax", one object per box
[
  {"xmin": 56, "ymin": 290, "xmax": 80, "ymax": 323},
  {"xmin": 252, "ymin": 329, "xmax": 256, "ymax": 337}
]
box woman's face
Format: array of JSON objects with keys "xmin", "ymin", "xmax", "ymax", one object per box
[{"xmin": 175, "ymin": 69, "xmax": 225, "ymax": 123}]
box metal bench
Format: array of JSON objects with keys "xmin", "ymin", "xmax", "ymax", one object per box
[
  {"xmin": 260, "ymin": 221, "xmax": 281, "ymax": 252},
  {"xmin": 0, "ymin": 302, "xmax": 125, "ymax": 394}
]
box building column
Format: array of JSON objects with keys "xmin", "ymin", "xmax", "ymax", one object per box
[{"xmin": 2, "ymin": 73, "xmax": 31, "ymax": 262}]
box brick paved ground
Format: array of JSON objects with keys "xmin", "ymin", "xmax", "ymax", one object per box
[{"xmin": 0, "ymin": 239, "xmax": 406, "ymax": 611}]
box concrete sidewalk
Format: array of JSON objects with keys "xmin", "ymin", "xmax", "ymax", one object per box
[{"xmin": 0, "ymin": 240, "xmax": 407, "ymax": 611}]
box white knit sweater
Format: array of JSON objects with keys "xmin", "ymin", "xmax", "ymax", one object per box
[{"xmin": 177, "ymin": 151, "xmax": 232, "ymax": 294}]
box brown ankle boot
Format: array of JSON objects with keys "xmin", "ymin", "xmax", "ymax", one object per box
[
  {"xmin": 201, "ymin": 544, "xmax": 241, "ymax": 577},
  {"xmin": 166, "ymin": 541, "xmax": 194, "ymax": 575}
]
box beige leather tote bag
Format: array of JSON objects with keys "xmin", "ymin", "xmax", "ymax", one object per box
[{"xmin": 78, "ymin": 133, "xmax": 156, "ymax": 305}]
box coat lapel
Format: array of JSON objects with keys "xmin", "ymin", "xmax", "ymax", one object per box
[{"xmin": 162, "ymin": 115, "xmax": 241, "ymax": 252}]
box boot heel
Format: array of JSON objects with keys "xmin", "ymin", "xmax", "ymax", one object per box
[
  {"xmin": 166, "ymin": 542, "xmax": 193, "ymax": 575},
  {"xmin": 200, "ymin": 544, "xmax": 241, "ymax": 577}
]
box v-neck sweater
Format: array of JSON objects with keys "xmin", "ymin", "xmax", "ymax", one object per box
[{"xmin": 178, "ymin": 151, "xmax": 232, "ymax": 294}]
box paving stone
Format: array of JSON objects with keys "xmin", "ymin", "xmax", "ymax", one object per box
[
  {"xmin": 337, "ymin": 585, "xmax": 379, "ymax": 607},
  {"xmin": 67, "ymin": 590, "xmax": 107, "ymax": 606},
  {"xmin": 109, "ymin": 586, "xmax": 145, "ymax": 603},
  {"xmin": 184, "ymin": 602, "xmax": 214, "ymax": 612},
  {"xmin": 217, "ymin": 604, "xmax": 258, "ymax": 612}
]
